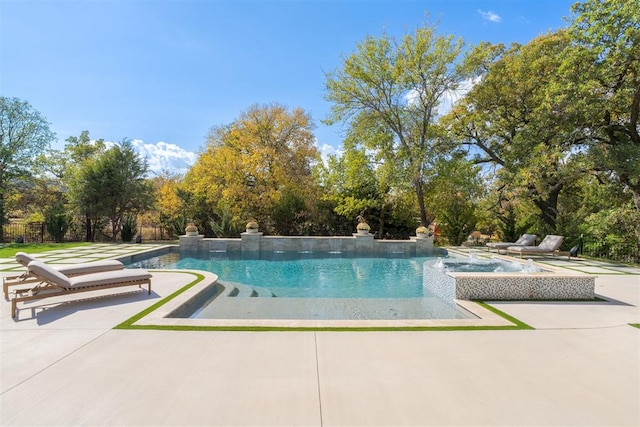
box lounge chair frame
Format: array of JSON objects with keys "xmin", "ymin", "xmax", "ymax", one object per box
[
  {"xmin": 4, "ymin": 253, "xmax": 124, "ymax": 299},
  {"xmin": 506, "ymin": 235, "xmax": 565, "ymax": 258},
  {"xmin": 486, "ymin": 234, "xmax": 537, "ymax": 253},
  {"xmin": 11, "ymin": 272, "xmax": 151, "ymax": 319}
]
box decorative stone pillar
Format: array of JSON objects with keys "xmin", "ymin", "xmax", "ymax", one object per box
[
  {"xmin": 412, "ymin": 235, "xmax": 434, "ymax": 255},
  {"xmin": 179, "ymin": 234, "xmax": 204, "ymax": 251},
  {"xmin": 353, "ymin": 233, "xmax": 374, "ymax": 253},
  {"xmin": 241, "ymin": 232, "xmax": 263, "ymax": 253}
]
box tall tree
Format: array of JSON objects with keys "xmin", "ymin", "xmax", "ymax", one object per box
[
  {"xmin": 563, "ymin": 0, "xmax": 640, "ymax": 261},
  {"xmin": 69, "ymin": 139, "xmax": 154, "ymax": 240},
  {"xmin": 445, "ymin": 31, "xmax": 584, "ymax": 233},
  {"xmin": 185, "ymin": 104, "xmax": 319, "ymax": 234},
  {"xmin": 63, "ymin": 131, "xmax": 107, "ymax": 241},
  {"xmin": 0, "ymin": 97, "xmax": 55, "ymax": 240},
  {"xmin": 325, "ymin": 23, "xmax": 468, "ymax": 225}
]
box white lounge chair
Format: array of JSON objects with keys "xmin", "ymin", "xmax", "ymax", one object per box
[
  {"xmin": 11, "ymin": 261, "xmax": 152, "ymax": 318},
  {"xmin": 506, "ymin": 235, "xmax": 565, "ymax": 258},
  {"xmin": 486, "ymin": 234, "xmax": 537, "ymax": 253},
  {"xmin": 3, "ymin": 252, "xmax": 124, "ymax": 299}
]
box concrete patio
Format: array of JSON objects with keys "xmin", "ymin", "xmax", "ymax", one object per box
[{"xmin": 1, "ymin": 245, "xmax": 639, "ymax": 426}]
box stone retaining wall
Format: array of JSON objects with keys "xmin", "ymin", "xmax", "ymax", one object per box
[{"xmin": 179, "ymin": 233, "xmax": 435, "ymax": 255}]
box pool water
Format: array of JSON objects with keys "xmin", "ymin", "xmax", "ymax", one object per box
[{"xmin": 127, "ymin": 250, "xmax": 524, "ymax": 320}]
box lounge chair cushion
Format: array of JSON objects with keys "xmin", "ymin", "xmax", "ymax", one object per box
[
  {"xmin": 15, "ymin": 252, "xmax": 124, "ymax": 274},
  {"xmin": 486, "ymin": 234, "xmax": 537, "ymax": 250},
  {"xmin": 507, "ymin": 235, "xmax": 564, "ymax": 254},
  {"xmin": 68, "ymin": 269, "xmax": 152, "ymax": 289},
  {"xmin": 538, "ymin": 235, "xmax": 564, "ymax": 250},
  {"xmin": 56, "ymin": 260, "xmax": 124, "ymax": 276},
  {"xmin": 27, "ymin": 261, "xmax": 72, "ymax": 289},
  {"xmin": 15, "ymin": 252, "xmax": 36, "ymax": 267}
]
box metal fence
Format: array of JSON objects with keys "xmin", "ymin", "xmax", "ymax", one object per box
[
  {"xmin": 580, "ymin": 240, "xmax": 639, "ymax": 264},
  {"xmin": 1, "ymin": 222, "xmax": 175, "ymax": 244}
]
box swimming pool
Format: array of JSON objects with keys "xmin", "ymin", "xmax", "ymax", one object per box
[{"xmin": 126, "ymin": 250, "xmax": 531, "ymax": 321}]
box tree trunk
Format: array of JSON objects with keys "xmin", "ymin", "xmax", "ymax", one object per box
[
  {"xmin": 632, "ymin": 188, "xmax": 640, "ymax": 264},
  {"xmin": 85, "ymin": 214, "xmax": 93, "ymax": 242},
  {"xmin": 0, "ymin": 192, "xmax": 4, "ymax": 243},
  {"xmin": 414, "ymin": 178, "xmax": 428, "ymax": 226},
  {"xmin": 530, "ymin": 182, "xmax": 562, "ymax": 233}
]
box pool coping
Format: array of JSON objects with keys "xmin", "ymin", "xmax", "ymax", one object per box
[
  {"xmin": 120, "ymin": 245, "xmax": 603, "ymax": 329},
  {"xmin": 122, "ymin": 268, "xmax": 524, "ymax": 329}
]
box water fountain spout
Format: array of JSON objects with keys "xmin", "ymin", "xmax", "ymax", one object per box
[{"xmin": 521, "ymin": 259, "xmax": 539, "ymax": 273}]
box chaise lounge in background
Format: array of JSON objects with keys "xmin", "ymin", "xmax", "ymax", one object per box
[
  {"xmin": 486, "ymin": 234, "xmax": 537, "ymax": 253},
  {"xmin": 506, "ymin": 235, "xmax": 565, "ymax": 258}
]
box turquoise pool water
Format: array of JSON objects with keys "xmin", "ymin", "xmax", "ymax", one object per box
[{"xmin": 127, "ymin": 250, "xmax": 523, "ymax": 320}]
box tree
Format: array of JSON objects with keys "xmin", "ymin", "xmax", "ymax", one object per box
[
  {"xmin": 63, "ymin": 131, "xmax": 107, "ymax": 241},
  {"xmin": 445, "ymin": 31, "xmax": 585, "ymax": 234},
  {"xmin": 69, "ymin": 140, "xmax": 154, "ymax": 240},
  {"xmin": 185, "ymin": 104, "xmax": 319, "ymax": 234},
  {"xmin": 563, "ymin": 0, "xmax": 640, "ymax": 261},
  {"xmin": 0, "ymin": 97, "xmax": 55, "ymax": 240},
  {"xmin": 325, "ymin": 22, "xmax": 469, "ymax": 226},
  {"xmin": 427, "ymin": 153, "xmax": 483, "ymax": 245}
]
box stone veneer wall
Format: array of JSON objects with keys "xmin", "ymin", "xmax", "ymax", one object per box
[
  {"xmin": 452, "ymin": 273, "xmax": 595, "ymax": 300},
  {"xmin": 178, "ymin": 233, "xmax": 435, "ymax": 255}
]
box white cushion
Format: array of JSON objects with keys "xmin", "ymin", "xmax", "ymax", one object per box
[
  {"xmin": 15, "ymin": 252, "xmax": 36, "ymax": 267},
  {"xmin": 68, "ymin": 270, "xmax": 152, "ymax": 288},
  {"xmin": 27, "ymin": 261, "xmax": 72, "ymax": 289}
]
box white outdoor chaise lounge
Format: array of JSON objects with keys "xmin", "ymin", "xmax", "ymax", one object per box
[
  {"xmin": 3, "ymin": 252, "xmax": 124, "ymax": 299},
  {"xmin": 506, "ymin": 235, "xmax": 565, "ymax": 258},
  {"xmin": 486, "ymin": 234, "xmax": 537, "ymax": 253},
  {"xmin": 11, "ymin": 261, "xmax": 152, "ymax": 318}
]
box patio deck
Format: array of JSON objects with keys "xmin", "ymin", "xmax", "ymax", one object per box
[{"xmin": 1, "ymin": 244, "xmax": 638, "ymax": 426}]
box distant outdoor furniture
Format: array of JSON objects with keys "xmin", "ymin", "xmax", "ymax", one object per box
[
  {"xmin": 486, "ymin": 234, "xmax": 537, "ymax": 253},
  {"xmin": 3, "ymin": 252, "xmax": 124, "ymax": 299},
  {"xmin": 506, "ymin": 235, "xmax": 565, "ymax": 258},
  {"xmin": 11, "ymin": 261, "xmax": 152, "ymax": 318}
]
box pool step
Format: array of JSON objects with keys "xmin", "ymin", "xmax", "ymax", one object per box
[{"xmin": 219, "ymin": 281, "xmax": 276, "ymax": 298}]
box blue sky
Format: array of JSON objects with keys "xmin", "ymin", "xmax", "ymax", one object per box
[{"xmin": 1, "ymin": 0, "xmax": 577, "ymax": 175}]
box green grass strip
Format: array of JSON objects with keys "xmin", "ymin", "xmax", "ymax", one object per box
[
  {"xmin": 474, "ymin": 301, "xmax": 534, "ymax": 330},
  {"xmin": 630, "ymin": 324, "xmax": 640, "ymax": 329},
  {"xmin": 114, "ymin": 271, "xmax": 205, "ymax": 329},
  {"xmin": 115, "ymin": 275, "xmax": 534, "ymax": 331}
]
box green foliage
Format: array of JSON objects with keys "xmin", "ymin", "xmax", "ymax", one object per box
[
  {"xmin": 67, "ymin": 139, "xmax": 154, "ymax": 241},
  {"xmin": 44, "ymin": 202, "xmax": 70, "ymax": 243},
  {"xmin": 272, "ymin": 189, "xmax": 308, "ymax": 236},
  {"xmin": 121, "ymin": 215, "xmax": 137, "ymax": 242},
  {"xmin": 446, "ymin": 31, "xmax": 582, "ymax": 233},
  {"xmin": 564, "ymin": 0, "xmax": 640, "ymax": 260},
  {"xmin": 579, "ymin": 204, "xmax": 638, "ymax": 246},
  {"xmin": 427, "ymin": 154, "xmax": 482, "ymax": 245},
  {"xmin": 170, "ymin": 216, "xmax": 188, "ymax": 240},
  {"xmin": 63, "ymin": 131, "xmax": 108, "ymax": 241},
  {"xmin": 209, "ymin": 206, "xmax": 239, "ymax": 237},
  {"xmin": 184, "ymin": 104, "xmax": 319, "ymax": 235},
  {"xmin": 325, "ymin": 22, "xmax": 468, "ymax": 225},
  {"xmin": 0, "ymin": 97, "xmax": 55, "ymax": 239}
]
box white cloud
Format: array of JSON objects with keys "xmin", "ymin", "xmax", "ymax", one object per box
[
  {"xmin": 437, "ymin": 76, "xmax": 482, "ymax": 116},
  {"xmin": 478, "ymin": 9, "xmax": 502, "ymax": 23},
  {"xmin": 129, "ymin": 139, "xmax": 197, "ymax": 177},
  {"xmin": 403, "ymin": 75, "xmax": 482, "ymax": 117},
  {"xmin": 317, "ymin": 142, "xmax": 339, "ymax": 162}
]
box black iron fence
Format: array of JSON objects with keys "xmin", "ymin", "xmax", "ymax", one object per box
[
  {"xmin": 580, "ymin": 240, "xmax": 639, "ymax": 264},
  {"xmin": 1, "ymin": 222, "xmax": 175, "ymax": 244}
]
